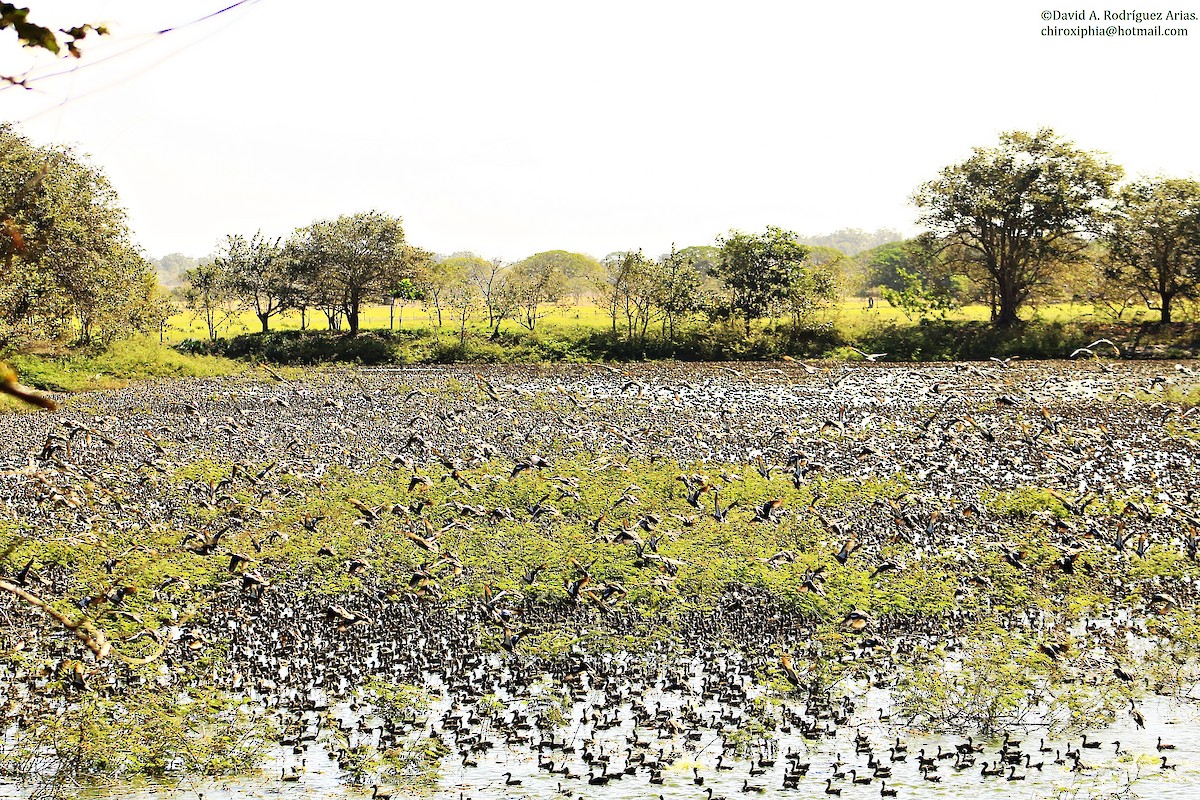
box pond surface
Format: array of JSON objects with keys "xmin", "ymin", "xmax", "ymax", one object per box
[{"xmin": 3, "ymin": 360, "xmax": 1199, "ymax": 800}]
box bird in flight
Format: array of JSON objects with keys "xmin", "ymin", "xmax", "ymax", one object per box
[
  {"xmin": 1070, "ymin": 339, "xmax": 1121, "ymax": 359},
  {"xmin": 0, "ymin": 362, "xmax": 57, "ymax": 410},
  {"xmin": 848, "ymin": 347, "xmax": 887, "ymax": 362}
]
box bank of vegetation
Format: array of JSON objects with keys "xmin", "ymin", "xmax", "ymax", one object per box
[{"xmin": 4, "ymin": 125, "xmax": 1200, "ymax": 394}]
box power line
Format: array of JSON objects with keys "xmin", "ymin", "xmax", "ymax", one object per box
[{"xmin": 1, "ymin": 0, "xmax": 263, "ymax": 97}]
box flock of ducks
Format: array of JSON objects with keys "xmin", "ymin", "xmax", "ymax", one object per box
[{"xmin": 1, "ymin": 355, "xmax": 1199, "ymax": 797}]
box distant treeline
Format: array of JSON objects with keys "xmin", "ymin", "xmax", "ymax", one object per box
[{"xmin": 4, "ymin": 124, "xmax": 1199, "ymax": 360}]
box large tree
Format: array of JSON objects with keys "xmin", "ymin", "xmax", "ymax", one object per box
[
  {"xmin": 913, "ymin": 129, "xmax": 1122, "ymax": 326},
  {"xmin": 464, "ymin": 256, "xmax": 509, "ymax": 330},
  {"xmin": 713, "ymin": 226, "xmax": 815, "ymax": 335},
  {"xmin": 651, "ymin": 247, "xmax": 703, "ymax": 341},
  {"xmin": 287, "ymin": 211, "xmax": 423, "ymax": 336},
  {"xmin": 597, "ymin": 250, "xmax": 655, "ymax": 340},
  {"xmin": 1, "ymin": 123, "xmax": 156, "ymax": 346},
  {"xmin": 1105, "ymin": 177, "xmax": 1200, "ymax": 323}
]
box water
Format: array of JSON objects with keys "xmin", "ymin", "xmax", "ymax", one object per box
[{"xmin": 12, "ymin": 673, "xmax": 1200, "ymax": 800}]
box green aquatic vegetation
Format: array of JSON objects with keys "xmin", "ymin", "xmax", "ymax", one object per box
[
  {"xmin": 0, "ymin": 688, "xmax": 273, "ymax": 780},
  {"xmin": 722, "ymin": 716, "xmax": 775, "ymax": 757},
  {"xmin": 871, "ymin": 561, "xmax": 958, "ymax": 617},
  {"xmin": 362, "ymin": 678, "xmax": 434, "ymax": 722},
  {"xmin": 1128, "ymin": 546, "xmax": 1197, "ymax": 581},
  {"xmin": 892, "ymin": 631, "xmax": 1050, "ymax": 735},
  {"xmin": 325, "ymin": 682, "xmax": 446, "ymax": 787},
  {"xmin": 983, "ymin": 486, "xmax": 1069, "ymax": 518},
  {"xmin": 528, "ymin": 686, "xmax": 573, "ymax": 728},
  {"xmin": 808, "ymin": 475, "xmax": 911, "ymax": 507}
]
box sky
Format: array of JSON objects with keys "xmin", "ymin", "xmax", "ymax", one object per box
[{"xmin": 2, "ymin": 1, "xmax": 1198, "ymax": 261}]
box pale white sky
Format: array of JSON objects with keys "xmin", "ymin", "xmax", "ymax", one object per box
[{"xmin": 2, "ymin": 1, "xmax": 1197, "ymax": 261}]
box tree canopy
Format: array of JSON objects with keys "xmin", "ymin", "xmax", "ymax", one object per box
[
  {"xmin": 217, "ymin": 232, "xmax": 291, "ymax": 333},
  {"xmin": 913, "ymin": 128, "xmax": 1122, "ymax": 326},
  {"xmin": 1105, "ymin": 177, "xmax": 1200, "ymax": 323},
  {"xmin": 286, "ymin": 211, "xmax": 425, "ymax": 336},
  {"xmin": 714, "ymin": 226, "xmax": 828, "ymax": 334},
  {"xmin": 1, "ymin": 123, "xmax": 159, "ymax": 346}
]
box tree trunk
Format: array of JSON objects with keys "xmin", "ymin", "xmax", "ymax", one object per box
[
  {"xmin": 996, "ymin": 282, "xmax": 1020, "ymax": 326},
  {"xmin": 259, "ymin": 313, "xmax": 270, "ymax": 333},
  {"xmin": 1161, "ymin": 292, "xmax": 1173, "ymax": 324}
]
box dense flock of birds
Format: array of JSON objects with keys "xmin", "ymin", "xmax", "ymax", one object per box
[{"xmin": 2, "ymin": 354, "xmax": 1200, "ymax": 798}]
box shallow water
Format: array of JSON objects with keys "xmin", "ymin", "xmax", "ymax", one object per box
[{"xmin": 12, "ymin": 687, "xmax": 1200, "ymax": 800}]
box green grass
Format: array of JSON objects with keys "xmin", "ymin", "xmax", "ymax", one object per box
[
  {"xmin": 164, "ymin": 299, "xmax": 1130, "ymax": 344},
  {"xmin": 4, "ymin": 335, "xmax": 243, "ymax": 400},
  {"xmin": 5, "ymin": 297, "xmax": 1196, "ymax": 410},
  {"xmin": 159, "ymin": 294, "xmax": 1200, "ymax": 366}
]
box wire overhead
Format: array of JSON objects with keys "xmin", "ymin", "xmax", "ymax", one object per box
[{"xmin": 2, "ymin": 0, "xmax": 263, "ymax": 104}]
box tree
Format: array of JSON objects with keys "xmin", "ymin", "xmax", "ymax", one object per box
[
  {"xmin": 154, "ymin": 252, "xmax": 201, "ymax": 287},
  {"xmin": 182, "ymin": 261, "xmax": 234, "ymax": 342},
  {"xmin": 217, "ymin": 232, "xmax": 291, "ymax": 333},
  {"xmin": 1105, "ymin": 177, "xmax": 1200, "ymax": 323},
  {"xmin": 483, "ymin": 271, "xmax": 522, "ymax": 339},
  {"xmin": 142, "ymin": 283, "xmax": 179, "ymax": 343},
  {"xmin": 444, "ymin": 281, "xmax": 480, "ymax": 345},
  {"xmin": 69, "ymin": 244, "xmax": 160, "ymax": 344},
  {"xmin": 674, "ymin": 244, "xmax": 721, "ymax": 278},
  {"xmin": 597, "ymin": 250, "xmax": 656, "ymax": 341},
  {"xmin": 387, "ymin": 277, "xmax": 424, "ymax": 330},
  {"xmin": 508, "ymin": 252, "xmax": 569, "ymax": 330},
  {"xmin": 913, "ymin": 128, "xmax": 1122, "ymax": 326},
  {"xmin": 868, "ymin": 237, "xmax": 961, "ymax": 320},
  {"xmin": 800, "ymin": 227, "xmax": 904, "ymax": 256},
  {"xmin": 651, "ymin": 247, "xmax": 702, "ymax": 342},
  {"xmin": 422, "ymin": 255, "xmax": 480, "ymax": 329},
  {"xmin": 1, "ymin": 123, "xmax": 157, "ymax": 346},
  {"xmin": 466, "ymin": 257, "xmax": 508, "ymax": 328},
  {"xmin": 713, "ymin": 226, "xmax": 815, "ymax": 335},
  {"xmin": 287, "ymin": 211, "xmax": 423, "ymax": 336}
]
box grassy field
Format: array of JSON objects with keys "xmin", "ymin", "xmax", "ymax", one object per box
[
  {"xmin": 1, "ymin": 337, "xmax": 245, "ymax": 412},
  {"xmin": 162, "ymin": 298, "xmax": 1127, "ymax": 344},
  {"xmin": 4, "ymin": 297, "xmax": 1188, "ymax": 410}
]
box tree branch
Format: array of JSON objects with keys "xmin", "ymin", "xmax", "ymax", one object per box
[{"xmin": 0, "ymin": 577, "xmax": 111, "ymax": 660}]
